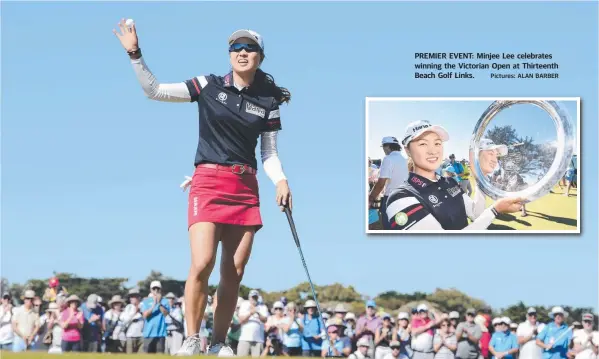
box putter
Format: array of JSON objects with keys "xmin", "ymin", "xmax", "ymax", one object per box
[{"xmin": 283, "ymin": 204, "xmax": 333, "ymax": 354}]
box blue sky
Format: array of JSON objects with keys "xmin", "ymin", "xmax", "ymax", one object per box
[{"xmin": 1, "ymin": 1, "xmax": 598, "ymax": 311}]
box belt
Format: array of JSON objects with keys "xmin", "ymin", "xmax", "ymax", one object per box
[{"xmin": 196, "ymin": 163, "xmax": 256, "ymax": 175}]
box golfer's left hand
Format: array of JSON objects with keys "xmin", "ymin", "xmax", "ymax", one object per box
[{"xmin": 276, "ymin": 180, "xmax": 292, "ymax": 211}]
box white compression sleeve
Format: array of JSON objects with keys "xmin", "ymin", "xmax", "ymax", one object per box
[
  {"xmin": 131, "ymin": 57, "xmax": 191, "ymax": 102},
  {"xmin": 261, "ymin": 131, "xmax": 287, "ymax": 185}
]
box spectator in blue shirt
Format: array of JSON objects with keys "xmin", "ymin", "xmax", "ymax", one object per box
[
  {"xmin": 322, "ymin": 319, "xmax": 352, "ymax": 357},
  {"xmin": 80, "ymin": 294, "xmax": 104, "ymax": 352},
  {"xmin": 302, "ymin": 300, "xmax": 325, "ymax": 357},
  {"xmin": 536, "ymin": 307, "xmax": 573, "ymax": 359},
  {"xmin": 489, "ymin": 317, "xmax": 519, "ymax": 359},
  {"xmin": 140, "ymin": 281, "xmax": 171, "ymax": 353},
  {"xmin": 448, "ymin": 154, "xmax": 464, "ymax": 180}
]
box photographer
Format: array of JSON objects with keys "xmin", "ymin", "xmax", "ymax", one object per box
[{"xmin": 262, "ymin": 327, "xmax": 285, "ymax": 357}]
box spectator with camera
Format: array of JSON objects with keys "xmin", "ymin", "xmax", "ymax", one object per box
[
  {"xmin": 302, "ymin": 299, "xmax": 326, "ymax": 357},
  {"xmin": 141, "ymin": 281, "xmax": 171, "ymax": 353},
  {"xmin": 165, "ymin": 293, "xmax": 184, "ymax": 355},
  {"xmin": 262, "ymin": 326, "xmax": 284, "ymax": 357},
  {"xmin": 103, "ymin": 295, "xmax": 127, "ymax": 353},
  {"xmin": 0, "ymin": 292, "xmax": 14, "ymax": 351},
  {"xmin": 238, "ymin": 289, "xmax": 269, "ymax": 357}
]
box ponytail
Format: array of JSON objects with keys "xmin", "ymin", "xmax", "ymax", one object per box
[{"xmin": 256, "ymin": 69, "xmax": 291, "ymax": 105}]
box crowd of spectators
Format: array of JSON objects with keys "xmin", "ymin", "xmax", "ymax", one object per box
[{"xmin": 1, "ymin": 285, "xmax": 597, "ymax": 359}]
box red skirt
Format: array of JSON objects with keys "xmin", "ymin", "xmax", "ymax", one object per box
[{"xmin": 187, "ymin": 165, "xmax": 263, "ymax": 231}]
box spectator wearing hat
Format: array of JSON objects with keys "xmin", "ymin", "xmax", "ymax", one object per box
[
  {"xmin": 357, "ymin": 300, "xmax": 383, "ymax": 358},
  {"xmin": 0, "ymin": 292, "xmax": 14, "ymax": 351},
  {"xmin": 266, "ymin": 301, "xmax": 287, "ymax": 338},
  {"xmin": 11, "ymin": 289, "xmax": 40, "ymax": 352},
  {"xmin": 60, "ymin": 295, "xmax": 84, "ymax": 352},
  {"xmin": 517, "ymin": 307, "xmax": 545, "ymax": 359},
  {"xmin": 301, "ymin": 299, "xmax": 325, "ymax": 357},
  {"xmin": 122, "ymin": 288, "xmax": 144, "ymax": 353},
  {"xmin": 335, "ymin": 304, "xmax": 349, "ymax": 324},
  {"xmin": 345, "ymin": 312, "xmax": 357, "ymax": 345},
  {"xmin": 411, "ymin": 304, "xmax": 444, "ymax": 359},
  {"xmin": 434, "ymin": 318, "xmax": 457, "ymax": 359},
  {"xmin": 322, "ymin": 318, "xmax": 351, "ymax": 357},
  {"xmin": 393, "ymin": 312, "xmax": 412, "ymax": 359},
  {"xmin": 369, "ymin": 136, "xmax": 408, "ymax": 229},
  {"xmin": 569, "ymin": 313, "xmax": 598, "ymax": 359},
  {"xmin": 536, "ymin": 306, "xmax": 572, "ymax": 359},
  {"xmin": 374, "ymin": 313, "xmax": 394, "ymax": 359},
  {"xmin": 41, "ymin": 302, "xmax": 63, "ymax": 353},
  {"xmin": 164, "ymin": 292, "xmax": 184, "ymax": 355},
  {"xmin": 226, "ymin": 297, "xmax": 244, "ymax": 354},
  {"xmin": 103, "ymin": 295, "xmax": 126, "ymax": 353},
  {"xmin": 449, "ymin": 312, "xmax": 460, "ymax": 334},
  {"xmin": 510, "ymin": 323, "xmax": 518, "ymax": 335},
  {"xmin": 140, "ymin": 281, "xmax": 170, "ymax": 353},
  {"xmin": 385, "ymin": 340, "xmax": 407, "ymax": 359},
  {"xmin": 280, "ymin": 301, "xmax": 303, "ymax": 356},
  {"xmin": 455, "ymin": 308, "xmax": 483, "ymax": 359},
  {"xmin": 489, "ymin": 317, "xmax": 519, "ymax": 359},
  {"xmin": 237, "ymin": 289, "xmax": 269, "ymax": 357},
  {"xmin": 79, "ymin": 293, "xmax": 104, "ymax": 352},
  {"xmin": 349, "ymin": 337, "xmax": 373, "ymax": 359}
]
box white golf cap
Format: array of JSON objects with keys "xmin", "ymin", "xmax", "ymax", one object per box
[
  {"xmin": 492, "ymin": 317, "xmax": 501, "ymax": 325},
  {"xmin": 304, "ymin": 300, "xmax": 317, "ymax": 308},
  {"xmin": 381, "ymin": 136, "xmax": 400, "ymax": 146},
  {"xmin": 249, "ymin": 289, "xmax": 259, "ymax": 298},
  {"xmin": 510, "ymin": 323, "xmax": 518, "ymax": 329},
  {"xmin": 417, "ymin": 304, "xmax": 429, "ymax": 312},
  {"xmin": 273, "ymin": 301, "xmax": 284, "ymax": 309},
  {"xmin": 449, "ymin": 311, "xmax": 460, "ymax": 319},
  {"xmin": 479, "ymin": 138, "xmax": 508, "ymax": 156},
  {"xmin": 527, "ymin": 307, "xmax": 537, "ymax": 314},
  {"xmin": 150, "ymin": 281, "xmax": 162, "ymax": 289},
  {"xmin": 228, "ymin": 29, "xmax": 264, "ymax": 51},
  {"xmin": 357, "ymin": 337, "xmax": 370, "ymax": 347},
  {"xmin": 501, "ymin": 317, "xmax": 512, "ymax": 325},
  {"xmin": 397, "ymin": 312, "xmax": 410, "ymax": 320},
  {"xmin": 549, "ymin": 306, "xmax": 569, "ymax": 318},
  {"xmin": 345, "ymin": 312, "xmax": 356, "ymax": 320},
  {"xmin": 334, "ymin": 303, "xmax": 348, "ymax": 313},
  {"xmin": 24, "ymin": 290, "xmax": 36, "ymax": 299},
  {"xmin": 401, "ymin": 120, "xmax": 449, "ymax": 147}
]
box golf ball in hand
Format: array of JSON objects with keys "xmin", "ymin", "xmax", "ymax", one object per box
[{"xmin": 125, "ymin": 19, "xmax": 134, "ymax": 27}]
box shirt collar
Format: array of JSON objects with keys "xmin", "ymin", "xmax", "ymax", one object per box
[{"xmin": 223, "ymin": 71, "xmax": 257, "ymax": 92}]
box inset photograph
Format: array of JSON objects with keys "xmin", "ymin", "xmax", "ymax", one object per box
[{"xmin": 366, "ymin": 98, "xmax": 580, "ymax": 233}]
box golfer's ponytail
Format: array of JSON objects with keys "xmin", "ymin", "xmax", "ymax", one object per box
[
  {"xmin": 407, "ymin": 158, "xmax": 415, "ymax": 172},
  {"xmin": 257, "ymin": 69, "xmax": 291, "ymax": 105}
]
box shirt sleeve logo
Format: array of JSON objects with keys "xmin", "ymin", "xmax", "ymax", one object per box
[
  {"xmin": 394, "ymin": 212, "xmax": 408, "ymax": 226},
  {"xmin": 245, "ymin": 102, "xmax": 266, "ymax": 118}
]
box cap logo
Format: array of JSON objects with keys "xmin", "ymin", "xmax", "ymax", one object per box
[{"xmin": 412, "ymin": 124, "xmax": 431, "ymax": 133}]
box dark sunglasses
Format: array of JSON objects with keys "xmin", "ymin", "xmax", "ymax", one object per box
[
  {"xmin": 391, "ymin": 347, "xmax": 401, "ymax": 350},
  {"xmin": 151, "ymin": 287, "xmax": 161, "ymax": 291},
  {"xmin": 328, "ymin": 330, "xmax": 338, "ymax": 334},
  {"xmin": 274, "ymin": 308, "xmax": 283, "ymax": 311},
  {"xmin": 583, "ymin": 320, "xmax": 592, "ymax": 323},
  {"xmin": 229, "ymin": 43, "xmax": 261, "ymax": 53}
]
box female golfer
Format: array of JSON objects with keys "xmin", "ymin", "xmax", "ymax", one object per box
[
  {"xmin": 384, "ymin": 120, "xmax": 523, "ymax": 230},
  {"xmin": 113, "ymin": 20, "xmax": 292, "ymax": 356}
]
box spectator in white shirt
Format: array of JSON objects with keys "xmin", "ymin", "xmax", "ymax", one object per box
[
  {"xmin": 121, "ymin": 289, "xmax": 144, "ymax": 354},
  {"xmin": 349, "ymin": 337, "xmax": 373, "ymax": 359},
  {"xmin": 434, "ymin": 319, "xmax": 457, "ymax": 359},
  {"xmin": 103, "ymin": 295, "xmax": 126, "ymax": 353},
  {"xmin": 569, "ymin": 313, "xmax": 598, "ymax": 359},
  {"xmin": 368, "ymin": 136, "xmax": 408, "ymax": 229},
  {"xmin": 42, "ymin": 303, "xmax": 63, "ymax": 354},
  {"xmin": 516, "ymin": 307, "xmax": 545, "ymax": 359},
  {"xmin": 265, "ymin": 301, "xmax": 287, "ymax": 342},
  {"xmin": 11, "ymin": 290, "xmax": 40, "ymax": 352},
  {"xmin": 0, "ymin": 292, "xmax": 14, "ymax": 351},
  {"xmin": 237, "ymin": 290, "xmax": 269, "ymax": 357},
  {"xmin": 165, "ymin": 293, "xmax": 184, "ymax": 355}
]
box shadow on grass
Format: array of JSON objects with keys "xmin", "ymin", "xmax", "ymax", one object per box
[
  {"xmin": 495, "ymin": 213, "xmax": 532, "ymax": 227},
  {"xmin": 488, "ymin": 223, "xmax": 516, "ymax": 230},
  {"xmin": 525, "ymin": 211, "xmax": 578, "ymax": 227}
]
